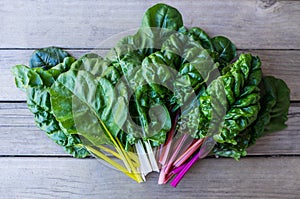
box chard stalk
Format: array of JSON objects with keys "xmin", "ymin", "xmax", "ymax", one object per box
[
  {"xmin": 144, "ymin": 140, "xmax": 159, "ymax": 172},
  {"xmin": 170, "ymin": 137, "xmax": 215, "ymax": 187},
  {"xmin": 170, "ymin": 150, "xmax": 200, "ymax": 187},
  {"xmin": 159, "ymin": 113, "xmax": 179, "ymax": 165},
  {"xmin": 135, "ymin": 140, "xmax": 152, "ymax": 180},
  {"xmin": 98, "ymin": 119, "xmax": 143, "ymax": 182},
  {"xmin": 173, "ymin": 138, "xmax": 204, "ymax": 167},
  {"xmin": 86, "ymin": 146, "xmax": 142, "ymax": 183}
]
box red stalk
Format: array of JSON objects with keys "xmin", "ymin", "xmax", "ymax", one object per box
[{"xmin": 158, "ymin": 165, "xmax": 167, "ymax": 184}]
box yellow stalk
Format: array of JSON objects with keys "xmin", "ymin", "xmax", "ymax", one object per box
[
  {"xmin": 128, "ymin": 151, "xmax": 140, "ymax": 167},
  {"xmin": 97, "ymin": 145, "xmax": 139, "ymax": 169},
  {"xmin": 98, "ymin": 120, "xmax": 131, "ymax": 170},
  {"xmin": 86, "ymin": 146, "xmax": 141, "ymax": 182},
  {"xmin": 116, "ymin": 137, "xmax": 140, "ymax": 171},
  {"xmin": 98, "ymin": 120, "xmax": 143, "ymax": 183},
  {"xmin": 97, "ymin": 145, "xmax": 122, "ymax": 160}
]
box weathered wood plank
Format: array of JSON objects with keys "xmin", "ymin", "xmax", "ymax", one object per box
[
  {"xmin": 1, "ymin": 49, "xmax": 300, "ymax": 101},
  {"xmin": 0, "ymin": 157, "xmax": 299, "ymax": 198},
  {"xmin": 0, "ymin": 103, "xmax": 299, "ymax": 156},
  {"xmin": 0, "ymin": 103, "xmax": 66, "ymax": 155},
  {"xmin": 1, "ymin": 0, "xmax": 299, "ymax": 49},
  {"xmin": 247, "ymin": 103, "xmax": 300, "ymax": 155}
]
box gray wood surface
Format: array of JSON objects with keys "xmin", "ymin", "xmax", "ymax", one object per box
[
  {"xmin": 1, "ymin": 157, "xmax": 299, "ymax": 199},
  {"xmin": 1, "ymin": 0, "xmax": 299, "ymax": 198},
  {"xmin": 1, "ymin": 0, "xmax": 299, "ymax": 49}
]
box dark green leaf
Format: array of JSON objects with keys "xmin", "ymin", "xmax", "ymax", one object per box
[
  {"xmin": 29, "ymin": 47, "xmax": 70, "ymax": 69},
  {"xmin": 141, "ymin": 3, "xmax": 183, "ymax": 31},
  {"xmin": 211, "ymin": 36, "xmax": 236, "ymax": 67}
]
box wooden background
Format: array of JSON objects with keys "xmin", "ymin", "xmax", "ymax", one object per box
[{"xmin": 1, "ymin": 0, "xmax": 299, "ymax": 198}]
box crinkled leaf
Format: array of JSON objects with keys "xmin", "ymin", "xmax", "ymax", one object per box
[
  {"xmin": 213, "ymin": 76, "xmax": 290, "ymax": 160},
  {"xmin": 196, "ymin": 54, "xmax": 262, "ymax": 144},
  {"xmin": 12, "ymin": 48, "xmax": 88, "ymax": 158},
  {"xmin": 11, "ymin": 65, "xmax": 43, "ymax": 91},
  {"xmin": 27, "ymin": 86, "xmax": 89, "ymax": 158}
]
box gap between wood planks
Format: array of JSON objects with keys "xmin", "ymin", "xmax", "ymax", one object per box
[
  {"xmin": 0, "ymin": 154, "xmax": 300, "ymax": 158},
  {"xmin": 0, "ymin": 48, "xmax": 300, "ymax": 51}
]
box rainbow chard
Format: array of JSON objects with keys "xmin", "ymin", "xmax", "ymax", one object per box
[{"xmin": 11, "ymin": 3, "xmax": 290, "ymax": 187}]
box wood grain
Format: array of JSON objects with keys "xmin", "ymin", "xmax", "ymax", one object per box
[
  {"xmin": 1, "ymin": 102, "xmax": 299, "ymax": 156},
  {"xmin": 0, "ymin": 103, "xmax": 66, "ymax": 155},
  {"xmin": 0, "ymin": 0, "xmax": 299, "ymax": 49},
  {"xmin": 1, "ymin": 1, "xmax": 299, "ymax": 197},
  {"xmin": 0, "ymin": 157, "xmax": 299, "ymax": 198},
  {"xmin": 1, "ymin": 49, "xmax": 300, "ymax": 101}
]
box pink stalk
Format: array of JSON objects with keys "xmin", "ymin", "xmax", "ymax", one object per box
[
  {"xmin": 173, "ymin": 138, "xmax": 203, "ymax": 167},
  {"xmin": 158, "ymin": 165, "xmax": 167, "ymax": 184},
  {"xmin": 164, "ymin": 133, "xmax": 189, "ymax": 174},
  {"xmin": 163, "ymin": 172, "xmax": 175, "ymax": 184},
  {"xmin": 160, "ymin": 137, "xmax": 200, "ymax": 184},
  {"xmin": 170, "ymin": 137, "xmax": 216, "ymax": 187},
  {"xmin": 159, "ymin": 113, "xmax": 179, "ymax": 165}
]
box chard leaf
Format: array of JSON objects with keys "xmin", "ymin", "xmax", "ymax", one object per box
[
  {"xmin": 70, "ymin": 54, "xmax": 110, "ymax": 76},
  {"xmin": 196, "ymin": 54, "xmax": 262, "ymax": 144},
  {"xmin": 248, "ymin": 76, "xmax": 290, "ymax": 145},
  {"xmin": 27, "ymin": 86, "xmax": 88, "ymax": 158},
  {"xmin": 30, "ymin": 47, "xmax": 70, "ymax": 69},
  {"xmin": 187, "ymin": 27, "xmax": 213, "ymax": 51},
  {"xmin": 141, "ymin": 3, "xmax": 183, "ymax": 30},
  {"xmin": 114, "ymin": 3, "xmax": 183, "ymax": 57},
  {"xmin": 12, "ymin": 50, "xmax": 88, "ymax": 158},
  {"xmin": 50, "ymin": 69, "xmax": 127, "ymax": 146},
  {"xmin": 49, "ymin": 56, "xmax": 76, "ymax": 77},
  {"xmin": 213, "ymin": 76, "xmax": 290, "ymax": 160},
  {"xmin": 11, "ymin": 65, "xmax": 43, "ymax": 91},
  {"xmin": 211, "ymin": 36, "xmax": 236, "ymax": 67},
  {"xmin": 218, "ymin": 54, "xmax": 262, "ymax": 144},
  {"xmin": 259, "ymin": 76, "xmax": 290, "ymax": 134}
]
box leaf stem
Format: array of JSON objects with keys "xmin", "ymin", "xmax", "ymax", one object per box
[
  {"xmin": 159, "ymin": 113, "xmax": 179, "ymax": 165},
  {"xmin": 170, "ymin": 151, "xmax": 200, "ymax": 187},
  {"xmin": 98, "ymin": 119, "xmax": 143, "ymax": 182},
  {"xmin": 164, "ymin": 133, "xmax": 189, "ymax": 175},
  {"xmin": 86, "ymin": 146, "xmax": 142, "ymax": 182},
  {"xmin": 173, "ymin": 138, "xmax": 203, "ymax": 167}
]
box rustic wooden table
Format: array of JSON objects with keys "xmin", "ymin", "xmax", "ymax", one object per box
[{"xmin": 1, "ymin": 0, "xmax": 299, "ymax": 198}]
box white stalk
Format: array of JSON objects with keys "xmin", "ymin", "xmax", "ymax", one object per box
[
  {"xmin": 135, "ymin": 140, "xmax": 152, "ymax": 179},
  {"xmin": 144, "ymin": 140, "xmax": 159, "ymax": 172}
]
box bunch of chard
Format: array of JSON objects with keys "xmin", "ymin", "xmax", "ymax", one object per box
[{"xmin": 12, "ymin": 3, "xmax": 290, "ymax": 186}]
